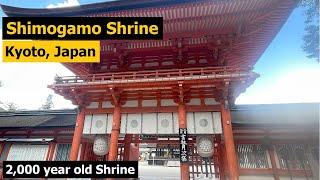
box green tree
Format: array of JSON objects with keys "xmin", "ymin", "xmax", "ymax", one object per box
[
  {"xmin": 300, "ymin": 0, "xmax": 319, "ymax": 62},
  {"xmin": 6, "ymin": 102, "xmax": 18, "ymax": 111},
  {"xmin": 40, "ymin": 94, "xmax": 54, "ymax": 110}
]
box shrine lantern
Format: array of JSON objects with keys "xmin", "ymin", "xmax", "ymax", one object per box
[
  {"xmin": 196, "ymin": 136, "xmax": 214, "ymax": 158},
  {"xmin": 93, "ymin": 135, "xmax": 109, "ymax": 156}
]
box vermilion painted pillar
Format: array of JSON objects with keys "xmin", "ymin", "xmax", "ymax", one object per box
[
  {"xmin": 108, "ymin": 105, "xmax": 121, "ymax": 161},
  {"xmin": 216, "ymin": 136, "xmax": 226, "ymax": 180},
  {"xmin": 178, "ymin": 103, "xmax": 190, "ymax": 180},
  {"xmin": 46, "ymin": 143, "xmax": 52, "ymax": 161},
  {"xmin": 80, "ymin": 143, "xmax": 87, "ymax": 161},
  {"xmin": 269, "ymin": 148, "xmax": 280, "ymax": 180},
  {"xmin": 69, "ymin": 109, "xmax": 85, "ymax": 161},
  {"xmin": 221, "ymin": 105, "xmax": 239, "ymax": 180},
  {"xmin": 123, "ymin": 134, "xmax": 133, "ymax": 161},
  {"xmin": 48, "ymin": 142, "xmax": 56, "ymax": 161},
  {"xmin": 219, "ymin": 142, "xmax": 227, "ymax": 180}
]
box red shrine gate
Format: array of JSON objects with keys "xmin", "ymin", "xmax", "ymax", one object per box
[
  {"xmin": 51, "ymin": 67, "xmax": 254, "ymax": 179},
  {"xmin": 1, "ymin": 0, "xmax": 297, "ymax": 179}
]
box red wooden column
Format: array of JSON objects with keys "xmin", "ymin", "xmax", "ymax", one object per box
[
  {"xmin": 268, "ymin": 148, "xmax": 280, "ymax": 180},
  {"xmin": 221, "ymin": 105, "xmax": 239, "ymax": 180},
  {"xmin": 80, "ymin": 143, "xmax": 87, "ymax": 161},
  {"xmin": 217, "ymin": 135, "xmax": 226, "ymax": 180},
  {"xmin": 178, "ymin": 103, "xmax": 190, "ymax": 180},
  {"xmin": 107, "ymin": 105, "xmax": 121, "ymax": 161},
  {"xmin": 47, "ymin": 142, "xmax": 56, "ymax": 161},
  {"xmin": 123, "ymin": 134, "xmax": 133, "ymax": 161},
  {"xmin": 69, "ymin": 108, "xmax": 85, "ymax": 161},
  {"xmin": 46, "ymin": 143, "xmax": 52, "ymax": 161}
]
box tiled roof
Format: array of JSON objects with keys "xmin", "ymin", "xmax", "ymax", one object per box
[
  {"xmin": 0, "ymin": 109, "xmax": 76, "ymax": 129},
  {"xmin": 231, "ymin": 103, "xmax": 319, "ymax": 128}
]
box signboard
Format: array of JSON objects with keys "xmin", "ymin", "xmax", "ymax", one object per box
[{"xmin": 179, "ymin": 128, "xmax": 189, "ymax": 162}]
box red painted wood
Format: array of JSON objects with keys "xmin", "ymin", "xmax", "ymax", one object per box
[
  {"xmin": 221, "ymin": 105, "xmax": 239, "ymax": 180},
  {"xmin": 107, "ymin": 106, "xmax": 121, "ymax": 161},
  {"xmin": 178, "ymin": 103, "xmax": 190, "ymax": 180},
  {"xmin": 69, "ymin": 109, "xmax": 85, "ymax": 161}
]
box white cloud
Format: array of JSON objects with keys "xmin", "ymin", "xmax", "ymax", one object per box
[
  {"xmin": 47, "ymin": 0, "xmax": 80, "ymax": 9},
  {"xmin": 0, "ymin": 28, "xmax": 75, "ymax": 110},
  {"xmin": 0, "ymin": 62, "xmax": 76, "ymax": 110}
]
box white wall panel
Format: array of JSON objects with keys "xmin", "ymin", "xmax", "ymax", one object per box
[
  {"xmin": 86, "ymin": 102, "xmax": 99, "ymax": 109},
  {"xmin": 106, "ymin": 114, "xmax": 113, "ymax": 134},
  {"xmin": 279, "ymin": 177, "xmax": 313, "ymax": 180},
  {"xmin": 127, "ymin": 114, "xmax": 142, "ymax": 134},
  {"xmin": 83, "ymin": 115, "xmax": 92, "ymax": 134},
  {"xmin": 212, "ymin": 112, "xmax": 222, "ymax": 134},
  {"xmin": 188, "ymin": 98, "xmax": 201, "ymax": 105},
  {"xmin": 142, "ymin": 100, "xmax": 157, "ymax": 107},
  {"xmin": 123, "ymin": 100, "xmax": 138, "ymax": 107},
  {"xmin": 240, "ymin": 175, "xmax": 274, "ymax": 180},
  {"xmin": 158, "ymin": 113, "xmax": 174, "ymax": 134},
  {"xmin": 120, "ymin": 114, "xmax": 127, "ymax": 134},
  {"xmin": 161, "ymin": 99, "xmax": 175, "ymax": 106},
  {"xmin": 7, "ymin": 144, "xmax": 49, "ymax": 161},
  {"xmin": 204, "ymin": 98, "xmax": 219, "ymax": 105},
  {"xmin": 173, "ymin": 113, "xmax": 179, "ymax": 134},
  {"xmin": 194, "ymin": 112, "xmax": 214, "ymax": 134},
  {"xmin": 91, "ymin": 114, "xmax": 107, "ymax": 134},
  {"xmin": 89, "ymin": 111, "xmax": 223, "ymax": 135},
  {"xmin": 102, "ymin": 101, "xmax": 113, "ymax": 108},
  {"xmin": 187, "ymin": 112, "xmax": 195, "ymax": 134},
  {"xmin": 142, "ymin": 113, "xmax": 157, "ymax": 134}
]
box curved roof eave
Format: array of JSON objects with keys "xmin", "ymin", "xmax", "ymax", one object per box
[{"xmin": 1, "ymin": 0, "xmax": 201, "ymax": 17}]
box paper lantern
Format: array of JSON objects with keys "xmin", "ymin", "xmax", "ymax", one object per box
[
  {"xmin": 197, "ymin": 136, "xmax": 214, "ymax": 158},
  {"xmin": 93, "ymin": 135, "xmax": 109, "ymax": 156}
]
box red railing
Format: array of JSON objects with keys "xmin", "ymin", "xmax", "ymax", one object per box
[{"xmin": 54, "ymin": 66, "xmax": 255, "ymax": 84}]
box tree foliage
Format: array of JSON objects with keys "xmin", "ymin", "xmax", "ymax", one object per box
[
  {"xmin": 6, "ymin": 102, "xmax": 18, "ymax": 111},
  {"xmin": 40, "ymin": 94, "xmax": 54, "ymax": 110},
  {"xmin": 300, "ymin": 0, "xmax": 319, "ymax": 62}
]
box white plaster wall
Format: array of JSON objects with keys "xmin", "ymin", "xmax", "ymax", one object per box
[
  {"xmin": 161, "ymin": 99, "xmax": 176, "ymax": 106},
  {"xmin": 187, "ymin": 112, "xmax": 195, "ymax": 134},
  {"xmin": 158, "ymin": 113, "xmax": 174, "ymax": 134},
  {"xmin": 212, "ymin": 112, "xmax": 222, "ymax": 134},
  {"xmin": 142, "ymin": 113, "xmax": 157, "ymax": 134},
  {"xmin": 102, "ymin": 101, "xmax": 113, "ymax": 108},
  {"xmin": 91, "ymin": 114, "xmax": 107, "ymax": 134},
  {"xmin": 127, "ymin": 113, "xmax": 142, "ymax": 134},
  {"xmin": 280, "ymin": 176, "xmax": 313, "ymax": 180},
  {"xmin": 239, "ymin": 175, "xmax": 274, "ymax": 180},
  {"xmin": 86, "ymin": 111, "xmax": 222, "ymax": 135},
  {"xmin": 123, "ymin": 100, "xmax": 138, "ymax": 107},
  {"xmin": 188, "ymin": 98, "xmax": 201, "ymax": 105},
  {"xmin": 86, "ymin": 102, "xmax": 99, "ymax": 109},
  {"xmin": 172, "ymin": 113, "xmax": 179, "ymax": 134},
  {"xmin": 120, "ymin": 114, "xmax": 127, "ymax": 134},
  {"xmin": 142, "ymin": 100, "xmax": 157, "ymax": 107},
  {"xmin": 204, "ymin": 98, "xmax": 219, "ymax": 105},
  {"xmin": 83, "ymin": 114, "xmax": 92, "ymax": 134},
  {"xmin": 106, "ymin": 114, "xmax": 113, "ymax": 134},
  {"xmin": 194, "ymin": 112, "xmax": 214, "ymax": 134}
]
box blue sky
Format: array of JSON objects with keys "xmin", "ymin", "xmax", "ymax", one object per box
[{"xmin": 0, "ymin": 0, "xmax": 319, "ymax": 110}]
